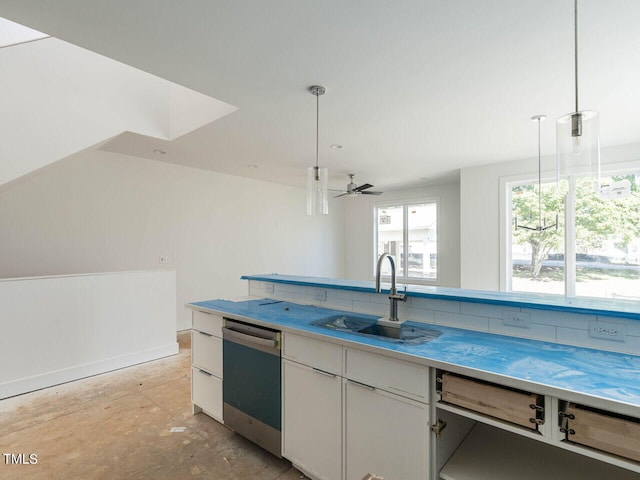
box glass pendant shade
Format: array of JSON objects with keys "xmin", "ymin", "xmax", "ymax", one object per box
[
  {"xmin": 556, "ymin": 110, "xmax": 600, "ymax": 190},
  {"xmin": 306, "ymin": 166, "xmax": 328, "ymax": 215}
]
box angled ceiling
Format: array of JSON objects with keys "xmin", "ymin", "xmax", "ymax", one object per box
[{"xmin": 2, "ymin": 1, "xmax": 640, "ymax": 191}]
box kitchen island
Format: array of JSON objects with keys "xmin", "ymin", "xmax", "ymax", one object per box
[{"xmin": 188, "ymin": 274, "xmax": 640, "ymax": 480}]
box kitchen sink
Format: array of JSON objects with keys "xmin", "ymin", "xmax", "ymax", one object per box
[
  {"xmin": 311, "ymin": 315, "xmax": 375, "ymax": 332},
  {"xmin": 358, "ymin": 323, "xmax": 442, "ymax": 342},
  {"xmin": 311, "ymin": 315, "xmax": 442, "ymax": 344}
]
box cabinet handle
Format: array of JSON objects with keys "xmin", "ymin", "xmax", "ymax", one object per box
[
  {"xmin": 348, "ymin": 379, "xmax": 375, "ymax": 391},
  {"xmin": 197, "ymin": 369, "xmax": 212, "ymax": 377},
  {"xmin": 198, "ymin": 330, "xmax": 213, "ymax": 337},
  {"xmin": 312, "ymin": 368, "xmax": 337, "ymax": 378}
]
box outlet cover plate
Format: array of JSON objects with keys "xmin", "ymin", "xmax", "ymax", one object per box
[
  {"xmin": 502, "ymin": 311, "xmax": 531, "ymax": 328},
  {"xmin": 590, "ymin": 321, "xmax": 626, "ymax": 342},
  {"xmin": 314, "ymin": 289, "xmax": 327, "ymax": 302}
]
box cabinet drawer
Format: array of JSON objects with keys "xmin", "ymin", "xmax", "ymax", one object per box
[
  {"xmin": 282, "ymin": 333, "xmax": 343, "ymax": 375},
  {"xmin": 345, "ymin": 347, "xmax": 429, "ymax": 403},
  {"xmin": 192, "ymin": 310, "xmax": 223, "ymax": 337},
  {"xmin": 192, "ymin": 366, "xmax": 223, "ymax": 421},
  {"xmin": 562, "ymin": 403, "xmax": 640, "ymax": 463},
  {"xmin": 439, "ymin": 372, "xmax": 543, "ymax": 430},
  {"xmin": 191, "ymin": 331, "xmax": 222, "ymax": 377}
]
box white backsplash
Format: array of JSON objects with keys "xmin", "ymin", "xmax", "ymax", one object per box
[{"xmin": 248, "ymin": 280, "xmax": 640, "ymax": 356}]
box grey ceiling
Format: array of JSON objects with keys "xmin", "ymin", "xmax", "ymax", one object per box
[{"xmin": 2, "ymin": 0, "xmax": 639, "ymax": 191}]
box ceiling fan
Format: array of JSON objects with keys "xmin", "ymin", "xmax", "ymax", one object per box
[{"xmin": 334, "ymin": 174, "xmax": 383, "ymax": 198}]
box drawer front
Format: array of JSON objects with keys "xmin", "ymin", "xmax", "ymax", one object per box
[
  {"xmin": 440, "ymin": 372, "xmax": 542, "ymax": 430},
  {"xmin": 345, "ymin": 347, "xmax": 429, "ymax": 403},
  {"xmin": 191, "ymin": 331, "xmax": 222, "ymax": 377},
  {"xmin": 192, "ymin": 366, "xmax": 223, "ymax": 421},
  {"xmin": 564, "ymin": 403, "xmax": 640, "ymax": 463},
  {"xmin": 192, "ymin": 310, "xmax": 223, "ymax": 337},
  {"xmin": 282, "ymin": 333, "xmax": 343, "ymax": 375}
]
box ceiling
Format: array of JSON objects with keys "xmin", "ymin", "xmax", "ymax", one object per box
[{"xmin": 2, "ymin": 0, "xmax": 640, "ymax": 191}]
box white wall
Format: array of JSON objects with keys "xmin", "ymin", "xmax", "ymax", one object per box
[
  {"xmin": 0, "ymin": 150, "xmax": 344, "ymax": 330},
  {"xmin": 342, "ymin": 183, "xmax": 461, "ymax": 287},
  {"xmin": 0, "ymin": 270, "xmax": 178, "ymax": 399},
  {"xmin": 460, "ymin": 142, "xmax": 640, "ymax": 291}
]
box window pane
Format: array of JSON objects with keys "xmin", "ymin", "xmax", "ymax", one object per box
[
  {"xmin": 511, "ymin": 181, "xmax": 565, "ymax": 294},
  {"xmin": 574, "ymin": 174, "xmax": 640, "ymax": 300},
  {"xmin": 376, "ymin": 205, "xmax": 404, "ymax": 277},
  {"xmin": 407, "ymin": 203, "xmax": 437, "ymax": 279}
]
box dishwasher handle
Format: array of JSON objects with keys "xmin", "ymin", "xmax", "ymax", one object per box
[{"xmin": 223, "ymin": 326, "xmax": 280, "ymax": 355}]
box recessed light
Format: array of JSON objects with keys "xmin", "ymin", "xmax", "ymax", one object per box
[
  {"xmin": 330, "ymin": 144, "xmax": 343, "ymax": 150},
  {"xmin": 153, "ymin": 149, "xmax": 166, "ymax": 155},
  {"xmin": 248, "ymin": 164, "xmax": 259, "ymax": 169}
]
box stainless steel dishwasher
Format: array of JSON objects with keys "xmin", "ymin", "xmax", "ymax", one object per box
[{"xmin": 222, "ymin": 318, "xmax": 282, "ymax": 457}]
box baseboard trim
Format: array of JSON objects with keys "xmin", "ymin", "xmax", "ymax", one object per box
[{"xmin": 0, "ymin": 343, "xmax": 179, "ymax": 400}]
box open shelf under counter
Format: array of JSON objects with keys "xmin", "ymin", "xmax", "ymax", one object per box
[{"xmin": 439, "ymin": 423, "xmax": 640, "ymax": 480}]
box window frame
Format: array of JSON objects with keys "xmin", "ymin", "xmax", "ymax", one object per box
[
  {"xmin": 373, "ymin": 197, "xmax": 440, "ymax": 285},
  {"xmin": 501, "ymin": 160, "xmax": 640, "ymax": 297}
]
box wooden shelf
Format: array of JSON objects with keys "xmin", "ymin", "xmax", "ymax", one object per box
[{"xmin": 439, "ymin": 423, "xmax": 640, "ymax": 480}]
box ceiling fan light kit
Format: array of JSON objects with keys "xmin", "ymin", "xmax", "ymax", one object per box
[
  {"xmin": 307, "ymin": 85, "xmax": 329, "ymax": 216},
  {"xmin": 556, "ymin": 0, "xmax": 601, "ymax": 191}
]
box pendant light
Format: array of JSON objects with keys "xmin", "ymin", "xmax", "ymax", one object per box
[
  {"xmin": 557, "ymin": 0, "xmax": 601, "ymax": 191},
  {"xmin": 515, "ymin": 115, "xmax": 558, "ymax": 232},
  {"xmin": 306, "ymin": 85, "xmax": 329, "ymax": 215}
]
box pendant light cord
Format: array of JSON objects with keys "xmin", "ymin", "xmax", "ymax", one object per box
[
  {"xmin": 537, "ymin": 118, "xmax": 542, "ymax": 226},
  {"xmin": 315, "ymin": 91, "xmax": 320, "ymax": 170},
  {"xmin": 574, "ymin": 0, "xmax": 579, "ymax": 113}
]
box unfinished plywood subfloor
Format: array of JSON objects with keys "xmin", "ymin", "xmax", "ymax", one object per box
[{"xmin": 0, "ymin": 332, "xmax": 305, "ymax": 480}]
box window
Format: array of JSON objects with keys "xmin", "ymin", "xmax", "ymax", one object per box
[
  {"xmin": 374, "ymin": 201, "xmax": 438, "ymax": 283},
  {"xmin": 508, "ymin": 169, "xmax": 640, "ymax": 300}
]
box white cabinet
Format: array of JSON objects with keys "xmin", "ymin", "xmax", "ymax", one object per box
[
  {"xmin": 343, "ymin": 347, "xmax": 430, "ymax": 480},
  {"xmin": 192, "ymin": 366, "xmax": 223, "ymax": 420},
  {"xmin": 282, "ymin": 333, "xmax": 343, "ymax": 480},
  {"xmin": 282, "ymin": 359, "xmax": 342, "ymax": 480},
  {"xmin": 283, "ymin": 331, "xmax": 343, "ymax": 375},
  {"xmin": 345, "ymin": 347, "xmax": 430, "ymax": 403},
  {"xmin": 192, "ymin": 330, "xmax": 222, "ymax": 377},
  {"xmin": 191, "ymin": 310, "xmax": 224, "ymax": 422},
  {"xmin": 282, "ymin": 334, "xmax": 432, "ymax": 480},
  {"xmin": 344, "ymin": 378, "xmax": 430, "ymax": 480}
]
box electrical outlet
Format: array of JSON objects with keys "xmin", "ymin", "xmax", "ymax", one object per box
[
  {"xmin": 264, "ymin": 283, "xmax": 274, "ymax": 294},
  {"xmin": 590, "ymin": 321, "xmax": 626, "ymax": 342},
  {"xmin": 502, "ymin": 311, "xmax": 530, "ymax": 328},
  {"xmin": 159, "ymin": 256, "xmax": 171, "ymax": 264},
  {"xmin": 314, "ymin": 289, "xmax": 327, "ymax": 302}
]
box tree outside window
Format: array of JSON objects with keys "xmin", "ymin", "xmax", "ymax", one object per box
[{"xmin": 510, "ymin": 173, "xmax": 640, "ymax": 299}]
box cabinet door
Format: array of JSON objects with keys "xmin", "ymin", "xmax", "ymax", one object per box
[
  {"xmin": 282, "ymin": 359, "xmax": 342, "ymax": 480},
  {"xmin": 345, "ymin": 379, "xmax": 429, "ymax": 480}
]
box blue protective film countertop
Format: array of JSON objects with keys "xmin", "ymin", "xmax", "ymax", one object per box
[
  {"xmin": 190, "ymin": 298, "xmax": 640, "ymax": 413},
  {"xmin": 241, "ymin": 273, "xmax": 640, "ymax": 320}
]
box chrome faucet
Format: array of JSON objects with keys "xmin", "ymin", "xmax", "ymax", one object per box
[{"xmin": 375, "ymin": 253, "xmax": 407, "ymax": 322}]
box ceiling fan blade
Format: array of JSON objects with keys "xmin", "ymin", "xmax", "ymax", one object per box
[
  {"xmin": 333, "ymin": 192, "xmax": 348, "ymax": 198},
  {"xmin": 361, "ymin": 190, "xmax": 383, "ymax": 195},
  {"xmin": 353, "ymin": 183, "xmax": 374, "ymax": 192}
]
